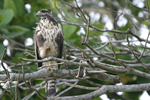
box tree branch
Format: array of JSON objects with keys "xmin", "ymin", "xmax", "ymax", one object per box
[
  {"xmin": 47, "ymin": 83, "xmax": 150, "ymax": 100},
  {"xmin": 0, "ymin": 68, "xmax": 120, "ymax": 83}
]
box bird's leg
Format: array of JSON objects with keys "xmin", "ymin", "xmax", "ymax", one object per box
[
  {"xmin": 46, "ymin": 47, "xmax": 50, "ymax": 51},
  {"xmin": 46, "ymin": 46, "xmax": 57, "ymax": 73},
  {"xmin": 48, "ymin": 61, "xmax": 57, "ymax": 73}
]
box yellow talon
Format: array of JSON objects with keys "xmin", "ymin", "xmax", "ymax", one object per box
[
  {"xmin": 46, "ymin": 47, "xmax": 50, "ymax": 51},
  {"xmin": 49, "ymin": 61, "xmax": 51, "ymax": 65},
  {"xmin": 47, "ymin": 61, "xmax": 57, "ymax": 73}
]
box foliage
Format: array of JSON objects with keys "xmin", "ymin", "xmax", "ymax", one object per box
[{"xmin": 0, "ymin": 0, "xmax": 150, "ymax": 100}]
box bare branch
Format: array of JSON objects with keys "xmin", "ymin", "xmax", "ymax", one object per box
[{"xmin": 47, "ymin": 83, "xmax": 150, "ymax": 100}]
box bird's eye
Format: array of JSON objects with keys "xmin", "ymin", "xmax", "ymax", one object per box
[{"xmin": 41, "ymin": 10, "xmax": 46, "ymax": 13}]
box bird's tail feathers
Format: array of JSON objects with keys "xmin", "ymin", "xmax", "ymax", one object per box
[{"xmin": 45, "ymin": 79, "xmax": 56, "ymax": 97}]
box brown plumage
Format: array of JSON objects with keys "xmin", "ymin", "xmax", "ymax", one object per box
[{"xmin": 34, "ymin": 9, "xmax": 64, "ymax": 97}]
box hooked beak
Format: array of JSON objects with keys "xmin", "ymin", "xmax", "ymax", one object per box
[
  {"xmin": 35, "ymin": 11, "xmax": 41, "ymax": 17},
  {"xmin": 35, "ymin": 13, "xmax": 39, "ymax": 17}
]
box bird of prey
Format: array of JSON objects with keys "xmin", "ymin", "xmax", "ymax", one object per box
[{"xmin": 34, "ymin": 9, "xmax": 64, "ymax": 97}]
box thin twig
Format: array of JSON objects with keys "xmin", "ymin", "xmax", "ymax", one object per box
[
  {"xmin": 56, "ymin": 81, "xmax": 78, "ymax": 97},
  {"xmin": 64, "ymin": 82, "xmax": 99, "ymax": 90}
]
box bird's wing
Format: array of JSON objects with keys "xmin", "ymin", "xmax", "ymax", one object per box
[
  {"xmin": 34, "ymin": 31, "xmax": 42, "ymax": 67},
  {"xmin": 55, "ymin": 31, "xmax": 64, "ymax": 58}
]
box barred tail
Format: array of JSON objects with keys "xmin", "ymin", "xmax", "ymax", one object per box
[{"xmin": 45, "ymin": 79, "xmax": 56, "ymax": 97}]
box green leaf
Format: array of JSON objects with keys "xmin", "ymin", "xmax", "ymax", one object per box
[
  {"xmin": 124, "ymin": 91, "xmax": 142, "ymax": 100},
  {"xmin": 0, "ymin": 28, "xmax": 9, "ymax": 33},
  {"xmin": 2, "ymin": 25, "xmax": 30, "ymax": 38},
  {"xmin": 4, "ymin": 32, "xmax": 25, "ymax": 38},
  {"xmin": 136, "ymin": 76, "xmax": 150, "ymax": 84},
  {"xmin": 147, "ymin": 91, "xmax": 150, "ymax": 96},
  {"xmin": 0, "ymin": 14, "xmax": 3, "ymax": 22},
  {"xmin": 0, "ymin": 0, "xmax": 3, "ymax": 8},
  {"xmin": 63, "ymin": 24, "xmax": 77, "ymax": 39},
  {"xmin": 7, "ymin": 25, "xmax": 30, "ymax": 32},
  {"xmin": 13, "ymin": 0, "xmax": 24, "ymax": 14},
  {"xmin": 4, "ymin": 0, "xmax": 17, "ymax": 14},
  {"xmin": 142, "ymin": 20, "xmax": 149, "ymax": 26},
  {"xmin": 93, "ymin": 97, "xmax": 102, "ymax": 100},
  {"xmin": 69, "ymin": 17, "xmax": 83, "ymax": 24},
  {"xmin": 0, "ymin": 9, "xmax": 14, "ymax": 27},
  {"xmin": 12, "ymin": 52, "xmax": 24, "ymax": 63},
  {"xmin": 50, "ymin": 0, "xmax": 58, "ymax": 9},
  {"xmin": 0, "ymin": 43, "xmax": 5, "ymax": 59}
]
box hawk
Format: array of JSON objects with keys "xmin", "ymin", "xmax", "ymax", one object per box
[{"xmin": 34, "ymin": 9, "xmax": 64, "ymax": 97}]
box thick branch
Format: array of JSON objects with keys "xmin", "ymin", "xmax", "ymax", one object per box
[
  {"xmin": 47, "ymin": 83, "xmax": 150, "ymax": 100},
  {"xmin": 0, "ymin": 69, "xmax": 119, "ymax": 83},
  {"xmin": 19, "ymin": 57, "xmax": 150, "ymax": 80}
]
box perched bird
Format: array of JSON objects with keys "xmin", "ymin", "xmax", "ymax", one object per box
[{"xmin": 34, "ymin": 9, "xmax": 64, "ymax": 97}]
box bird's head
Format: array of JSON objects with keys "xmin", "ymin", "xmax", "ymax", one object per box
[{"xmin": 35, "ymin": 9, "xmax": 53, "ymax": 18}]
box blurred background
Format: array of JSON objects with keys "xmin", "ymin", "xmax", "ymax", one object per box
[{"xmin": 0, "ymin": 0, "xmax": 150, "ymax": 100}]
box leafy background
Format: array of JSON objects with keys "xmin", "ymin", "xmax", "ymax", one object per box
[{"xmin": 0, "ymin": 0, "xmax": 150, "ymax": 100}]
